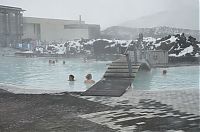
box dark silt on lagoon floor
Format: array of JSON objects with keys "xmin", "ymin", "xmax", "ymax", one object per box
[{"xmin": 0, "ymin": 89, "xmax": 115, "ymax": 132}]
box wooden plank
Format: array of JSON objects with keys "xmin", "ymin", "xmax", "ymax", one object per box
[
  {"xmin": 115, "ymin": 58, "xmax": 127, "ymax": 62},
  {"xmin": 82, "ymin": 54, "xmax": 152, "ymax": 97},
  {"xmin": 105, "ymin": 71, "xmax": 137, "ymax": 75},
  {"xmin": 82, "ymin": 79, "xmax": 132, "ymax": 97},
  {"xmin": 112, "ymin": 61, "xmax": 140, "ymax": 64},
  {"xmin": 110, "ymin": 64, "xmax": 140, "ymax": 66},
  {"xmin": 108, "ymin": 65, "xmax": 140, "ymax": 69},
  {"xmin": 103, "ymin": 73, "xmax": 136, "ymax": 78},
  {"xmin": 106, "ymin": 69, "xmax": 138, "ymax": 73}
]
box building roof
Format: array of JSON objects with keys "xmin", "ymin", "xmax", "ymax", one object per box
[
  {"xmin": 23, "ymin": 17, "xmax": 85, "ymax": 25},
  {"xmin": 64, "ymin": 24, "xmax": 100, "ymax": 29},
  {"xmin": 0, "ymin": 5, "xmax": 25, "ymax": 11}
]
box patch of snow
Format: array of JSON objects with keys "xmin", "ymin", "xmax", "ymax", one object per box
[
  {"xmin": 168, "ymin": 54, "xmax": 177, "ymax": 57},
  {"xmin": 195, "ymin": 53, "xmax": 199, "ymax": 57},
  {"xmin": 168, "ymin": 36, "xmax": 177, "ymax": 43},
  {"xmin": 96, "ymin": 39, "xmax": 113, "ymax": 43},
  {"xmin": 178, "ymin": 45, "xmax": 193, "ymax": 57},
  {"xmin": 23, "ymin": 51, "xmax": 33, "ymax": 53},
  {"xmin": 84, "ymin": 40, "xmax": 95, "ymax": 45},
  {"xmin": 120, "ymin": 42, "xmax": 129, "ymax": 47},
  {"xmin": 169, "ymin": 45, "xmax": 194, "ymax": 57},
  {"xmin": 115, "ymin": 40, "xmax": 130, "ymax": 44},
  {"xmin": 143, "ymin": 37, "xmax": 156, "ymax": 42},
  {"xmin": 174, "ymin": 45, "xmax": 181, "ymax": 50},
  {"xmin": 154, "ymin": 43, "xmax": 161, "ymax": 48},
  {"xmin": 35, "ymin": 47, "xmax": 44, "ymax": 53},
  {"xmin": 152, "ymin": 36, "xmax": 178, "ymax": 48},
  {"xmin": 110, "ymin": 44, "xmax": 116, "ymax": 47}
]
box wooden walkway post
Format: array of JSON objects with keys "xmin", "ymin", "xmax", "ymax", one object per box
[{"xmin": 126, "ymin": 53, "xmax": 132, "ymax": 78}]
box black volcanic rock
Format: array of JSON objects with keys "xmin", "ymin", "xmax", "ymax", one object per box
[{"xmin": 143, "ymin": 33, "xmax": 200, "ymax": 57}]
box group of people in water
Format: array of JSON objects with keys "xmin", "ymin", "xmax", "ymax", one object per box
[
  {"xmin": 49, "ymin": 57, "xmax": 87, "ymax": 65},
  {"xmin": 49, "ymin": 59, "xmax": 66, "ymax": 64},
  {"xmin": 48, "ymin": 58, "xmax": 95, "ymax": 89},
  {"xmin": 49, "ymin": 59, "xmax": 57, "ymax": 64},
  {"xmin": 68, "ymin": 73, "xmax": 95, "ymax": 84}
]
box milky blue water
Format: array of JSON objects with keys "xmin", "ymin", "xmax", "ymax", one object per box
[
  {"xmin": 133, "ymin": 66, "xmax": 199, "ymax": 90},
  {"xmin": 0, "ymin": 56, "xmax": 110, "ymax": 93},
  {"xmin": 0, "ymin": 56, "xmax": 199, "ymax": 93}
]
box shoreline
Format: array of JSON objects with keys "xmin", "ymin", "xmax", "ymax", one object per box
[
  {"xmin": 0, "ymin": 88, "xmax": 115, "ymax": 132},
  {"xmin": 1, "ymin": 82, "xmax": 199, "ymax": 95},
  {"xmin": 152, "ymin": 63, "xmax": 199, "ymax": 68},
  {"xmin": 0, "ymin": 87, "xmax": 199, "ymax": 131},
  {"xmin": 1, "ymin": 55, "xmax": 199, "ymax": 68}
]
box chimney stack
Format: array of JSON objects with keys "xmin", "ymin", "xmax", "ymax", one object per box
[{"xmin": 79, "ymin": 15, "xmax": 82, "ymax": 24}]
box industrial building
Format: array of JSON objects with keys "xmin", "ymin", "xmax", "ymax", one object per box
[
  {"xmin": 0, "ymin": 5, "xmax": 101, "ymax": 47},
  {"xmin": 0, "ymin": 5, "xmax": 24, "ymax": 47},
  {"xmin": 23, "ymin": 16, "xmax": 100, "ymax": 43}
]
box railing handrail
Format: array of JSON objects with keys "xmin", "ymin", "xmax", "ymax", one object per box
[{"xmin": 123, "ymin": 41, "xmax": 132, "ymax": 55}]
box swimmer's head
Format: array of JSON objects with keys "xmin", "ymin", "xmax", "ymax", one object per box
[{"xmin": 69, "ymin": 75, "xmax": 75, "ymax": 81}]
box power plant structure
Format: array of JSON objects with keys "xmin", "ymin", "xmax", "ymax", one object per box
[
  {"xmin": 0, "ymin": 5, "xmax": 100, "ymax": 47},
  {"xmin": 23, "ymin": 16, "xmax": 100, "ymax": 43}
]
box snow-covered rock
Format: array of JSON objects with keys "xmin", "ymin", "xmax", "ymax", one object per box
[
  {"xmin": 33, "ymin": 34, "xmax": 199, "ymax": 58},
  {"xmin": 144, "ymin": 34, "xmax": 200, "ymax": 57}
]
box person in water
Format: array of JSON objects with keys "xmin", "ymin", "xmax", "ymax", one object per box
[
  {"xmin": 68, "ymin": 75, "xmax": 75, "ymax": 81},
  {"xmin": 84, "ymin": 74, "xmax": 95, "ymax": 84},
  {"xmin": 83, "ymin": 57, "xmax": 87, "ymax": 63},
  {"xmin": 163, "ymin": 70, "xmax": 167, "ymax": 75},
  {"xmin": 68, "ymin": 75, "xmax": 75, "ymax": 89}
]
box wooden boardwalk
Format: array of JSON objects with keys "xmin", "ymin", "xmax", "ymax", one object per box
[{"xmin": 82, "ymin": 56, "xmax": 150, "ymax": 97}]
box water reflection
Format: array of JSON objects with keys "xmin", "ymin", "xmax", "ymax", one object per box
[
  {"xmin": 68, "ymin": 81, "xmax": 75, "ymax": 90},
  {"xmin": 133, "ymin": 66, "xmax": 199, "ymax": 90},
  {"xmin": 133, "ymin": 70, "xmax": 154, "ymax": 90},
  {"xmin": 0, "ymin": 56, "xmax": 110, "ymax": 92},
  {"xmin": 0, "ymin": 56, "xmax": 199, "ymax": 92}
]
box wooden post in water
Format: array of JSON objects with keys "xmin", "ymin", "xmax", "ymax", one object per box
[{"xmin": 126, "ymin": 52, "xmax": 132, "ymax": 78}]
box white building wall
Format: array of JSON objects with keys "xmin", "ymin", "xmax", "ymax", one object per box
[
  {"xmin": 39, "ymin": 22, "xmax": 88, "ymax": 42},
  {"xmin": 23, "ymin": 23, "xmax": 38, "ymax": 40},
  {"xmin": 22, "ymin": 17, "xmax": 89, "ymax": 42},
  {"xmin": 62, "ymin": 29, "xmax": 89, "ymax": 41}
]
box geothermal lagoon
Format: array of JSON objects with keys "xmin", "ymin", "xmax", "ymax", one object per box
[{"xmin": 0, "ymin": 56, "xmax": 199, "ymax": 94}]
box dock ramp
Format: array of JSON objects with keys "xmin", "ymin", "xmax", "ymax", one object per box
[{"xmin": 82, "ymin": 55, "xmax": 150, "ymax": 97}]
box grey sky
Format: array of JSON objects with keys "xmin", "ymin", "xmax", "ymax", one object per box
[{"xmin": 1, "ymin": 0, "xmax": 199, "ymax": 29}]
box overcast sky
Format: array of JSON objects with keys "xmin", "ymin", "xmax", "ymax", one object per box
[{"xmin": 0, "ymin": 0, "xmax": 199, "ymax": 29}]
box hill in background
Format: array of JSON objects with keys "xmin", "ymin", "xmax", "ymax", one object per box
[
  {"xmin": 101, "ymin": 26, "xmax": 199, "ymax": 40},
  {"xmin": 119, "ymin": 8, "xmax": 198, "ymax": 30}
]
